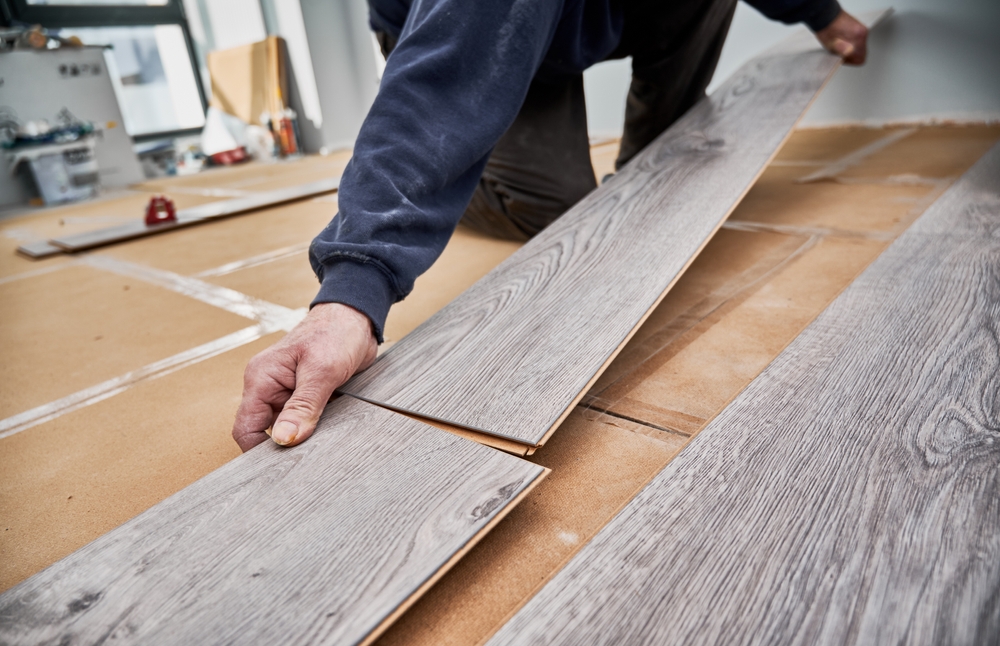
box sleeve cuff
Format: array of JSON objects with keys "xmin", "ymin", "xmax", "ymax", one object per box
[
  {"xmin": 310, "ymin": 258, "xmax": 397, "ymax": 344},
  {"xmin": 804, "ymin": 0, "xmax": 842, "ymax": 31}
]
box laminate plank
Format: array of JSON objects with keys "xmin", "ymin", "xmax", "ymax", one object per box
[
  {"xmin": 0, "ymin": 397, "xmax": 546, "ymax": 646},
  {"xmin": 340, "ymin": 20, "xmax": 882, "ymax": 448},
  {"xmin": 32, "ymin": 177, "xmax": 339, "ymax": 255},
  {"xmin": 489, "ymin": 143, "xmax": 1000, "ymax": 645}
]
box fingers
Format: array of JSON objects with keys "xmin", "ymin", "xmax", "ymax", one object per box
[
  {"xmin": 831, "ymin": 38, "xmax": 855, "ymax": 60},
  {"xmin": 816, "ymin": 11, "xmax": 868, "ymax": 66},
  {"xmin": 233, "ymin": 302, "xmax": 379, "ymax": 452},
  {"xmin": 232, "ymin": 351, "xmax": 296, "ymax": 452},
  {"xmin": 232, "ymin": 380, "xmax": 276, "ymax": 452},
  {"xmin": 839, "ymin": 32, "xmax": 867, "ymax": 65},
  {"xmin": 270, "ymin": 357, "xmax": 346, "ymax": 447}
]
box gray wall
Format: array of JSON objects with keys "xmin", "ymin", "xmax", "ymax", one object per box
[
  {"xmin": 584, "ymin": 0, "xmax": 1000, "ymax": 136},
  {"xmin": 295, "ymin": 0, "xmax": 380, "ymax": 152}
]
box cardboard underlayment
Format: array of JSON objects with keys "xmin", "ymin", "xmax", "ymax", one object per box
[
  {"xmin": 772, "ymin": 125, "xmax": 894, "ymax": 162},
  {"xmin": 590, "ymin": 236, "xmax": 888, "ymax": 433},
  {"xmin": 587, "ymin": 228, "xmax": 811, "ymax": 393},
  {"xmin": 731, "ymin": 164, "xmax": 936, "ymax": 232},
  {"xmin": 835, "ymin": 124, "xmax": 1000, "ymax": 179},
  {"xmin": 3, "ymin": 127, "xmax": 1000, "ymax": 627},
  {"xmin": 0, "ymin": 265, "xmax": 249, "ymax": 418}
]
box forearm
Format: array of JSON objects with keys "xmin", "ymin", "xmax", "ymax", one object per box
[{"xmin": 310, "ymin": 0, "xmax": 564, "ymax": 341}]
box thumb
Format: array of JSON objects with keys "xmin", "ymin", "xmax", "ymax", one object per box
[
  {"xmin": 270, "ymin": 372, "xmax": 338, "ymax": 447},
  {"xmin": 832, "ymin": 38, "xmax": 854, "ymax": 59}
]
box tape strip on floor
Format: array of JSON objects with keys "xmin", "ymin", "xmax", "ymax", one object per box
[{"xmin": 0, "ymin": 324, "xmax": 279, "ymax": 440}]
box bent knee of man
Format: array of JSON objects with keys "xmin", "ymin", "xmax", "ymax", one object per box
[{"xmin": 463, "ymin": 171, "xmax": 594, "ymax": 241}]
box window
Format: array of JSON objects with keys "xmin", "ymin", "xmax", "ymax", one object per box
[
  {"xmin": 26, "ymin": 0, "xmax": 168, "ymax": 6},
  {"xmin": 2, "ymin": 0, "xmax": 207, "ymax": 139}
]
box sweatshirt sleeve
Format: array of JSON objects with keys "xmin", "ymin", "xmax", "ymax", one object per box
[
  {"xmin": 742, "ymin": 0, "xmax": 842, "ymax": 31},
  {"xmin": 309, "ymin": 0, "xmax": 565, "ymax": 342}
]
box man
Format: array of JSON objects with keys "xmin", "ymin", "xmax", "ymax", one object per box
[{"xmin": 232, "ymin": 0, "xmax": 868, "ymax": 452}]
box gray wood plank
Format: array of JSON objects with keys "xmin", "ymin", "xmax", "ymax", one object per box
[
  {"xmin": 340, "ymin": 23, "xmax": 870, "ymax": 448},
  {"xmin": 15, "ymin": 239, "xmax": 63, "ymax": 259},
  {"xmin": 489, "ymin": 143, "xmax": 1000, "ymax": 646},
  {"xmin": 0, "ymin": 397, "xmax": 545, "ymax": 646},
  {"xmin": 35, "ymin": 177, "xmax": 340, "ymax": 254}
]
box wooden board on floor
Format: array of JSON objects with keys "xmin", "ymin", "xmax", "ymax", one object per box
[
  {"xmin": 489, "ymin": 144, "xmax": 1000, "ymax": 645},
  {"xmin": 0, "ymin": 397, "xmax": 546, "ymax": 646},
  {"xmin": 375, "ymin": 407, "xmax": 687, "ymax": 646},
  {"xmin": 43, "ymin": 178, "xmax": 339, "ymax": 254},
  {"xmin": 0, "ymin": 192, "xmax": 223, "ymax": 278},
  {"xmin": 340, "ymin": 23, "xmax": 863, "ymax": 447}
]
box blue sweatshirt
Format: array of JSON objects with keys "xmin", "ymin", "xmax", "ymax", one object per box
[{"xmin": 309, "ymin": 0, "xmax": 842, "ymax": 342}]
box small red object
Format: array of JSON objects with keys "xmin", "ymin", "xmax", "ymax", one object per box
[
  {"xmin": 145, "ymin": 196, "xmax": 177, "ymax": 226},
  {"xmin": 209, "ymin": 147, "xmax": 248, "ymax": 166}
]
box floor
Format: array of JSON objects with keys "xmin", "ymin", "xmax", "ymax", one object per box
[{"xmin": 2, "ymin": 124, "xmax": 998, "ymax": 642}]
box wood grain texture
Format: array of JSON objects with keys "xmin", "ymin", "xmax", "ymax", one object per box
[
  {"xmin": 0, "ymin": 397, "xmax": 545, "ymax": 646},
  {"xmin": 489, "ymin": 143, "xmax": 1000, "ymax": 645},
  {"xmin": 341, "ymin": 27, "xmax": 848, "ymax": 447}
]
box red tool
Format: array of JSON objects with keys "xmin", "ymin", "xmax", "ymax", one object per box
[{"xmin": 144, "ymin": 196, "xmax": 177, "ymax": 226}]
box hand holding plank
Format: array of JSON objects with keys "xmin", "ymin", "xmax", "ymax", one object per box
[
  {"xmin": 815, "ymin": 10, "xmax": 869, "ymax": 65},
  {"xmin": 233, "ymin": 303, "xmax": 377, "ymax": 451}
]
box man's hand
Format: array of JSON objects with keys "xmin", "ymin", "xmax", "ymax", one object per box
[
  {"xmin": 815, "ymin": 10, "xmax": 868, "ymax": 65},
  {"xmin": 232, "ymin": 302, "xmax": 378, "ymax": 452}
]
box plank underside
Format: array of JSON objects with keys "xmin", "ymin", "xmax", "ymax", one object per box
[
  {"xmin": 340, "ymin": 27, "xmax": 846, "ymax": 447},
  {"xmin": 39, "ymin": 177, "xmax": 340, "ymax": 253},
  {"xmin": 489, "ymin": 143, "xmax": 1000, "ymax": 645},
  {"xmin": 0, "ymin": 397, "xmax": 545, "ymax": 646}
]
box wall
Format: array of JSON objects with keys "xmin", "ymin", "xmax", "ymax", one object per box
[
  {"xmin": 293, "ymin": 0, "xmax": 380, "ymax": 152},
  {"xmin": 584, "ymin": 0, "xmax": 1000, "ymax": 136},
  {"xmin": 183, "ymin": 0, "xmax": 379, "ymax": 153}
]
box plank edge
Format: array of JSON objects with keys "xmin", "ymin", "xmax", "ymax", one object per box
[
  {"xmin": 525, "ymin": 52, "xmax": 846, "ymax": 449},
  {"xmin": 359, "ymin": 466, "xmax": 550, "ymax": 646}
]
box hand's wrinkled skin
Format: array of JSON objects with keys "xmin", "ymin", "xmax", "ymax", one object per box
[
  {"xmin": 232, "ymin": 302, "xmax": 377, "ymax": 452},
  {"xmin": 816, "ymin": 10, "xmax": 868, "ymax": 65}
]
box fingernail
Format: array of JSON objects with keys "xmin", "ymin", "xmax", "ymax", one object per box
[{"xmin": 272, "ymin": 420, "xmax": 297, "ymax": 445}]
